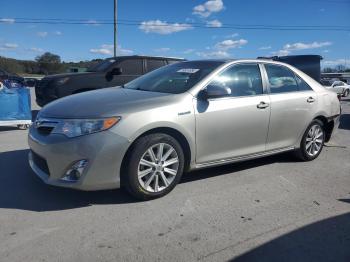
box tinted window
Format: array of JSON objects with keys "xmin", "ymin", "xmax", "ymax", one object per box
[
  {"xmin": 296, "ymin": 75, "xmax": 312, "ymax": 91},
  {"xmin": 125, "ymin": 61, "xmax": 224, "ymax": 94},
  {"xmin": 118, "ymin": 59, "xmax": 143, "ymax": 75},
  {"xmin": 265, "ymin": 64, "xmax": 298, "ymax": 93},
  {"xmin": 147, "ymin": 59, "xmax": 165, "ymax": 72},
  {"xmin": 211, "ymin": 63, "xmax": 263, "ymax": 97},
  {"xmin": 87, "ymin": 59, "xmax": 116, "ymax": 72},
  {"xmin": 167, "ymin": 60, "xmax": 181, "ymax": 65}
]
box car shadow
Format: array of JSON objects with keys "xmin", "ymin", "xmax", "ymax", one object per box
[
  {"xmin": 182, "ymin": 152, "xmax": 295, "ymax": 184},
  {"xmin": 0, "ymin": 149, "xmax": 295, "ymax": 212},
  {"xmin": 0, "ymin": 149, "xmax": 137, "ymax": 212},
  {"xmin": 339, "ymin": 114, "xmax": 350, "ymax": 130},
  {"xmin": 230, "ymin": 211, "xmax": 350, "ymax": 262}
]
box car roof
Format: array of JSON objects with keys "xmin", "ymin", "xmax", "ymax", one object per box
[
  {"xmin": 105, "ymin": 55, "xmax": 185, "ymax": 61},
  {"xmin": 182, "ymin": 58, "xmax": 294, "ymax": 66}
]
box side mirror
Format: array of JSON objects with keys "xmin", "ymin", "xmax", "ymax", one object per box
[
  {"xmin": 200, "ymin": 83, "xmax": 231, "ymax": 99},
  {"xmin": 111, "ymin": 67, "xmax": 123, "ymax": 75},
  {"xmin": 25, "ymin": 79, "xmax": 36, "ymax": 87}
]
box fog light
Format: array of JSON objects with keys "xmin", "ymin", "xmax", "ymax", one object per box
[{"xmin": 61, "ymin": 160, "xmax": 88, "ymax": 182}]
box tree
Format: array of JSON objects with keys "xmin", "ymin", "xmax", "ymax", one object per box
[{"xmin": 35, "ymin": 52, "xmax": 62, "ymax": 75}]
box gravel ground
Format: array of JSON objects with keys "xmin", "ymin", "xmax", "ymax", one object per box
[{"xmin": 0, "ymin": 88, "xmax": 349, "ymax": 262}]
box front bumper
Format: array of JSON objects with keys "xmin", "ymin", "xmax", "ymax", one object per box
[{"xmin": 28, "ymin": 125, "xmax": 130, "ymax": 191}]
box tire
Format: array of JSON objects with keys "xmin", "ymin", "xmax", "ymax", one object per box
[
  {"xmin": 17, "ymin": 124, "xmax": 30, "ymax": 130},
  {"xmin": 123, "ymin": 133, "xmax": 185, "ymax": 200},
  {"xmin": 343, "ymin": 89, "xmax": 349, "ymax": 97},
  {"xmin": 294, "ymin": 119, "xmax": 325, "ymax": 161}
]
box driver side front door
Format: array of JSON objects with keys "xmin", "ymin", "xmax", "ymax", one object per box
[{"xmin": 194, "ymin": 63, "xmax": 270, "ymax": 164}]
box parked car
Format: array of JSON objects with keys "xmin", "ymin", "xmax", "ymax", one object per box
[
  {"xmin": 28, "ymin": 59, "xmax": 341, "ymax": 200},
  {"xmin": 321, "ymin": 79, "xmax": 350, "ymax": 97},
  {"xmin": 0, "ymin": 68, "xmax": 25, "ymax": 85},
  {"xmin": 35, "ymin": 55, "xmax": 185, "ymax": 106}
]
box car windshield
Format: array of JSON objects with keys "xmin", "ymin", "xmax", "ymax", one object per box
[
  {"xmin": 87, "ymin": 59, "xmax": 117, "ymax": 72},
  {"xmin": 124, "ymin": 61, "xmax": 224, "ymax": 94}
]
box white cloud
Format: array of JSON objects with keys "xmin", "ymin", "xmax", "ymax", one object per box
[
  {"xmin": 215, "ymin": 39, "xmax": 248, "ymax": 50},
  {"xmin": 225, "ymin": 33, "xmax": 239, "ymax": 38},
  {"xmin": 259, "ymin": 46, "xmax": 272, "ymax": 50},
  {"xmin": 139, "ymin": 20, "xmax": 192, "ymax": 34},
  {"xmin": 206, "ymin": 19, "xmax": 222, "ymax": 28},
  {"xmin": 85, "ymin": 20, "xmax": 101, "ymax": 26},
  {"xmin": 271, "ymin": 50, "xmax": 291, "ymax": 56},
  {"xmin": 193, "ymin": 0, "xmax": 224, "ymax": 17},
  {"xmin": 3, "ymin": 43, "xmax": 18, "ymax": 49},
  {"xmin": 54, "ymin": 31, "xmax": 62, "ymax": 36},
  {"xmin": 28, "ymin": 47, "xmax": 44, "ymax": 53},
  {"xmin": 154, "ymin": 47, "xmax": 171, "ymax": 52},
  {"xmin": 90, "ymin": 44, "xmax": 133, "ymax": 56},
  {"xmin": 196, "ymin": 50, "xmax": 230, "ymax": 58},
  {"xmin": 0, "ymin": 43, "xmax": 18, "ymax": 51},
  {"xmin": 322, "ymin": 59, "xmax": 350, "ymax": 67},
  {"xmin": 0, "ymin": 18, "xmax": 15, "ymax": 24},
  {"xmin": 272, "ymin": 41, "xmax": 332, "ymax": 56},
  {"xmin": 283, "ymin": 41, "xmax": 332, "ymax": 51},
  {"xmin": 37, "ymin": 31, "xmax": 48, "ymax": 38},
  {"xmin": 183, "ymin": 49, "xmax": 195, "ymax": 54}
]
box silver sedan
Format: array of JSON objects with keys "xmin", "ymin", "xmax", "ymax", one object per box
[{"xmin": 28, "ymin": 59, "xmax": 341, "ymax": 199}]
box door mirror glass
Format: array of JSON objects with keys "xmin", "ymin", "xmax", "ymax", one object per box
[
  {"xmin": 111, "ymin": 67, "xmax": 123, "ymax": 75},
  {"xmin": 203, "ymin": 83, "xmax": 231, "ymax": 99}
]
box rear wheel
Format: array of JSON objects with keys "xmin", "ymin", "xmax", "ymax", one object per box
[
  {"xmin": 124, "ymin": 133, "xmax": 184, "ymax": 200},
  {"xmin": 294, "ymin": 119, "xmax": 325, "ymax": 161}
]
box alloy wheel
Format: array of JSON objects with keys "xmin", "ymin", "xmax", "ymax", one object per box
[
  {"xmin": 305, "ymin": 124, "xmax": 324, "ymax": 157},
  {"xmin": 138, "ymin": 143, "xmax": 179, "ymax": 193}
]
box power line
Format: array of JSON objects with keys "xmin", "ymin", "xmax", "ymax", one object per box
[
  {"xmin": 1, "ymin": 18, "xmax": 350, "ymax": 31},
  {"xmin": 10, "ymin": 17, "xmax": 350, "ymax": 28}
]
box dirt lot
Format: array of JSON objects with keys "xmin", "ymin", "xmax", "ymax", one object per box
[{"xmin": 0, "ymin": 89, "xmax": 349, "ymax": 262}]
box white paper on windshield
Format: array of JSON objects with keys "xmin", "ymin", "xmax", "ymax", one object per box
[{"xmin": 177, "ymin": 69, "xmax": 200, "ymax": 74}]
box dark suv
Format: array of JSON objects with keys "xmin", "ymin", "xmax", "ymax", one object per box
[{"xmin": 35, "ymin": 55, "xmax": 185, "ymax": 106}]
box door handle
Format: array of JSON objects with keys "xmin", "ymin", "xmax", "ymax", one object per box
[
  {"xmin": 307, "ymin": 97, "xmax": 315, "ymax": 103},
  {"xmin": 257, "ymin": 101, "xmax": 269, "ymax": 109}
]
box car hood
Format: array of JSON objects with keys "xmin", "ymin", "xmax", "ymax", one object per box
[{"xmin": 39, "ymin": 87, "xmax": 179, "ymax": 118}]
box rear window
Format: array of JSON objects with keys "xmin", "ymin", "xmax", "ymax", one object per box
[
  {"xmin": 265, "ymin": 64, "xmax": 299, "ymax": 93},
  {"xmin": 147, "ymin": 59, "xmax": 166, "ymax": 72},
  {"xmin": 118, "ymin": 59, "xmax": 143, "ymax": 75}
]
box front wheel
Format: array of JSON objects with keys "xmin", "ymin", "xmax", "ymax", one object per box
[
  {"xmin": 294, "ymin": 119, "xmax": 325, "ymax": 161},
  {"xmin": 123, "ymin": 133, "xmax": 185, "ymax": 200}
]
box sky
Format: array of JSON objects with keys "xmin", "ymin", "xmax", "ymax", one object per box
[{"xmin": 0, "ymin": 0, "xmax": 349, "ymax": 67}]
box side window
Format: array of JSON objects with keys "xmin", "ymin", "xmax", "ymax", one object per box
[
  {"xmin": 147, "ymin": 59, "xmax": 166, "ymax": 72},
  {"xmin": 167, "ymin": 60, "xmax": 180, "ymax": 65},
  {"xmin": 265, "ymin": 64, "xmax": 299, "ymax": 94},
  {"xmin": 210, "ymin": 63, "xmax": 263, "ymax": 97},
  {"xmin": 295, "ymin": 75, "xmax": 313, "ymax": 91},
  {"xmin": 117, "ymin": 59, "xmax": 143, "ymax": 75}
]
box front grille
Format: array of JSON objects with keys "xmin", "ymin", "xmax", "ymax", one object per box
[
  {"xmin": 35, "ymin": 79, "xmax": 51, "ymax": 99},
  {"xmin": 35, "ymin": 119, "xmax": 59, "ymax": 136},
  {"xmin": 37, "ymin": 126, "xmax": 55, "ymax": 135},
  {"xmin": 31, "ymin": 151, "xmax": 50, "ymax": 176}
]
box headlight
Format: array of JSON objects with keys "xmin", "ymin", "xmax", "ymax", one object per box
[
  {"xmin": 52, "ymin": 117, "xmax": 120, "ymax": 138},
  {"xmin": 55, "ymin": 77, "xmax": 70, "ymax": 86}
]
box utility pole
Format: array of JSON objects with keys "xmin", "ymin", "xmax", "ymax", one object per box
[{"xmin": 114, "ymin": 0, "xmax": 118, "ymax": 58}]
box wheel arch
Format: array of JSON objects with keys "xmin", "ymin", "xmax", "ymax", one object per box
[
  {"xmin": 313, "ymin": 115, "xmax": 334, "ymax": 142},
  {"xmin": 120, "ymin": 126, "xmax": 193, "ymax": 187}
]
